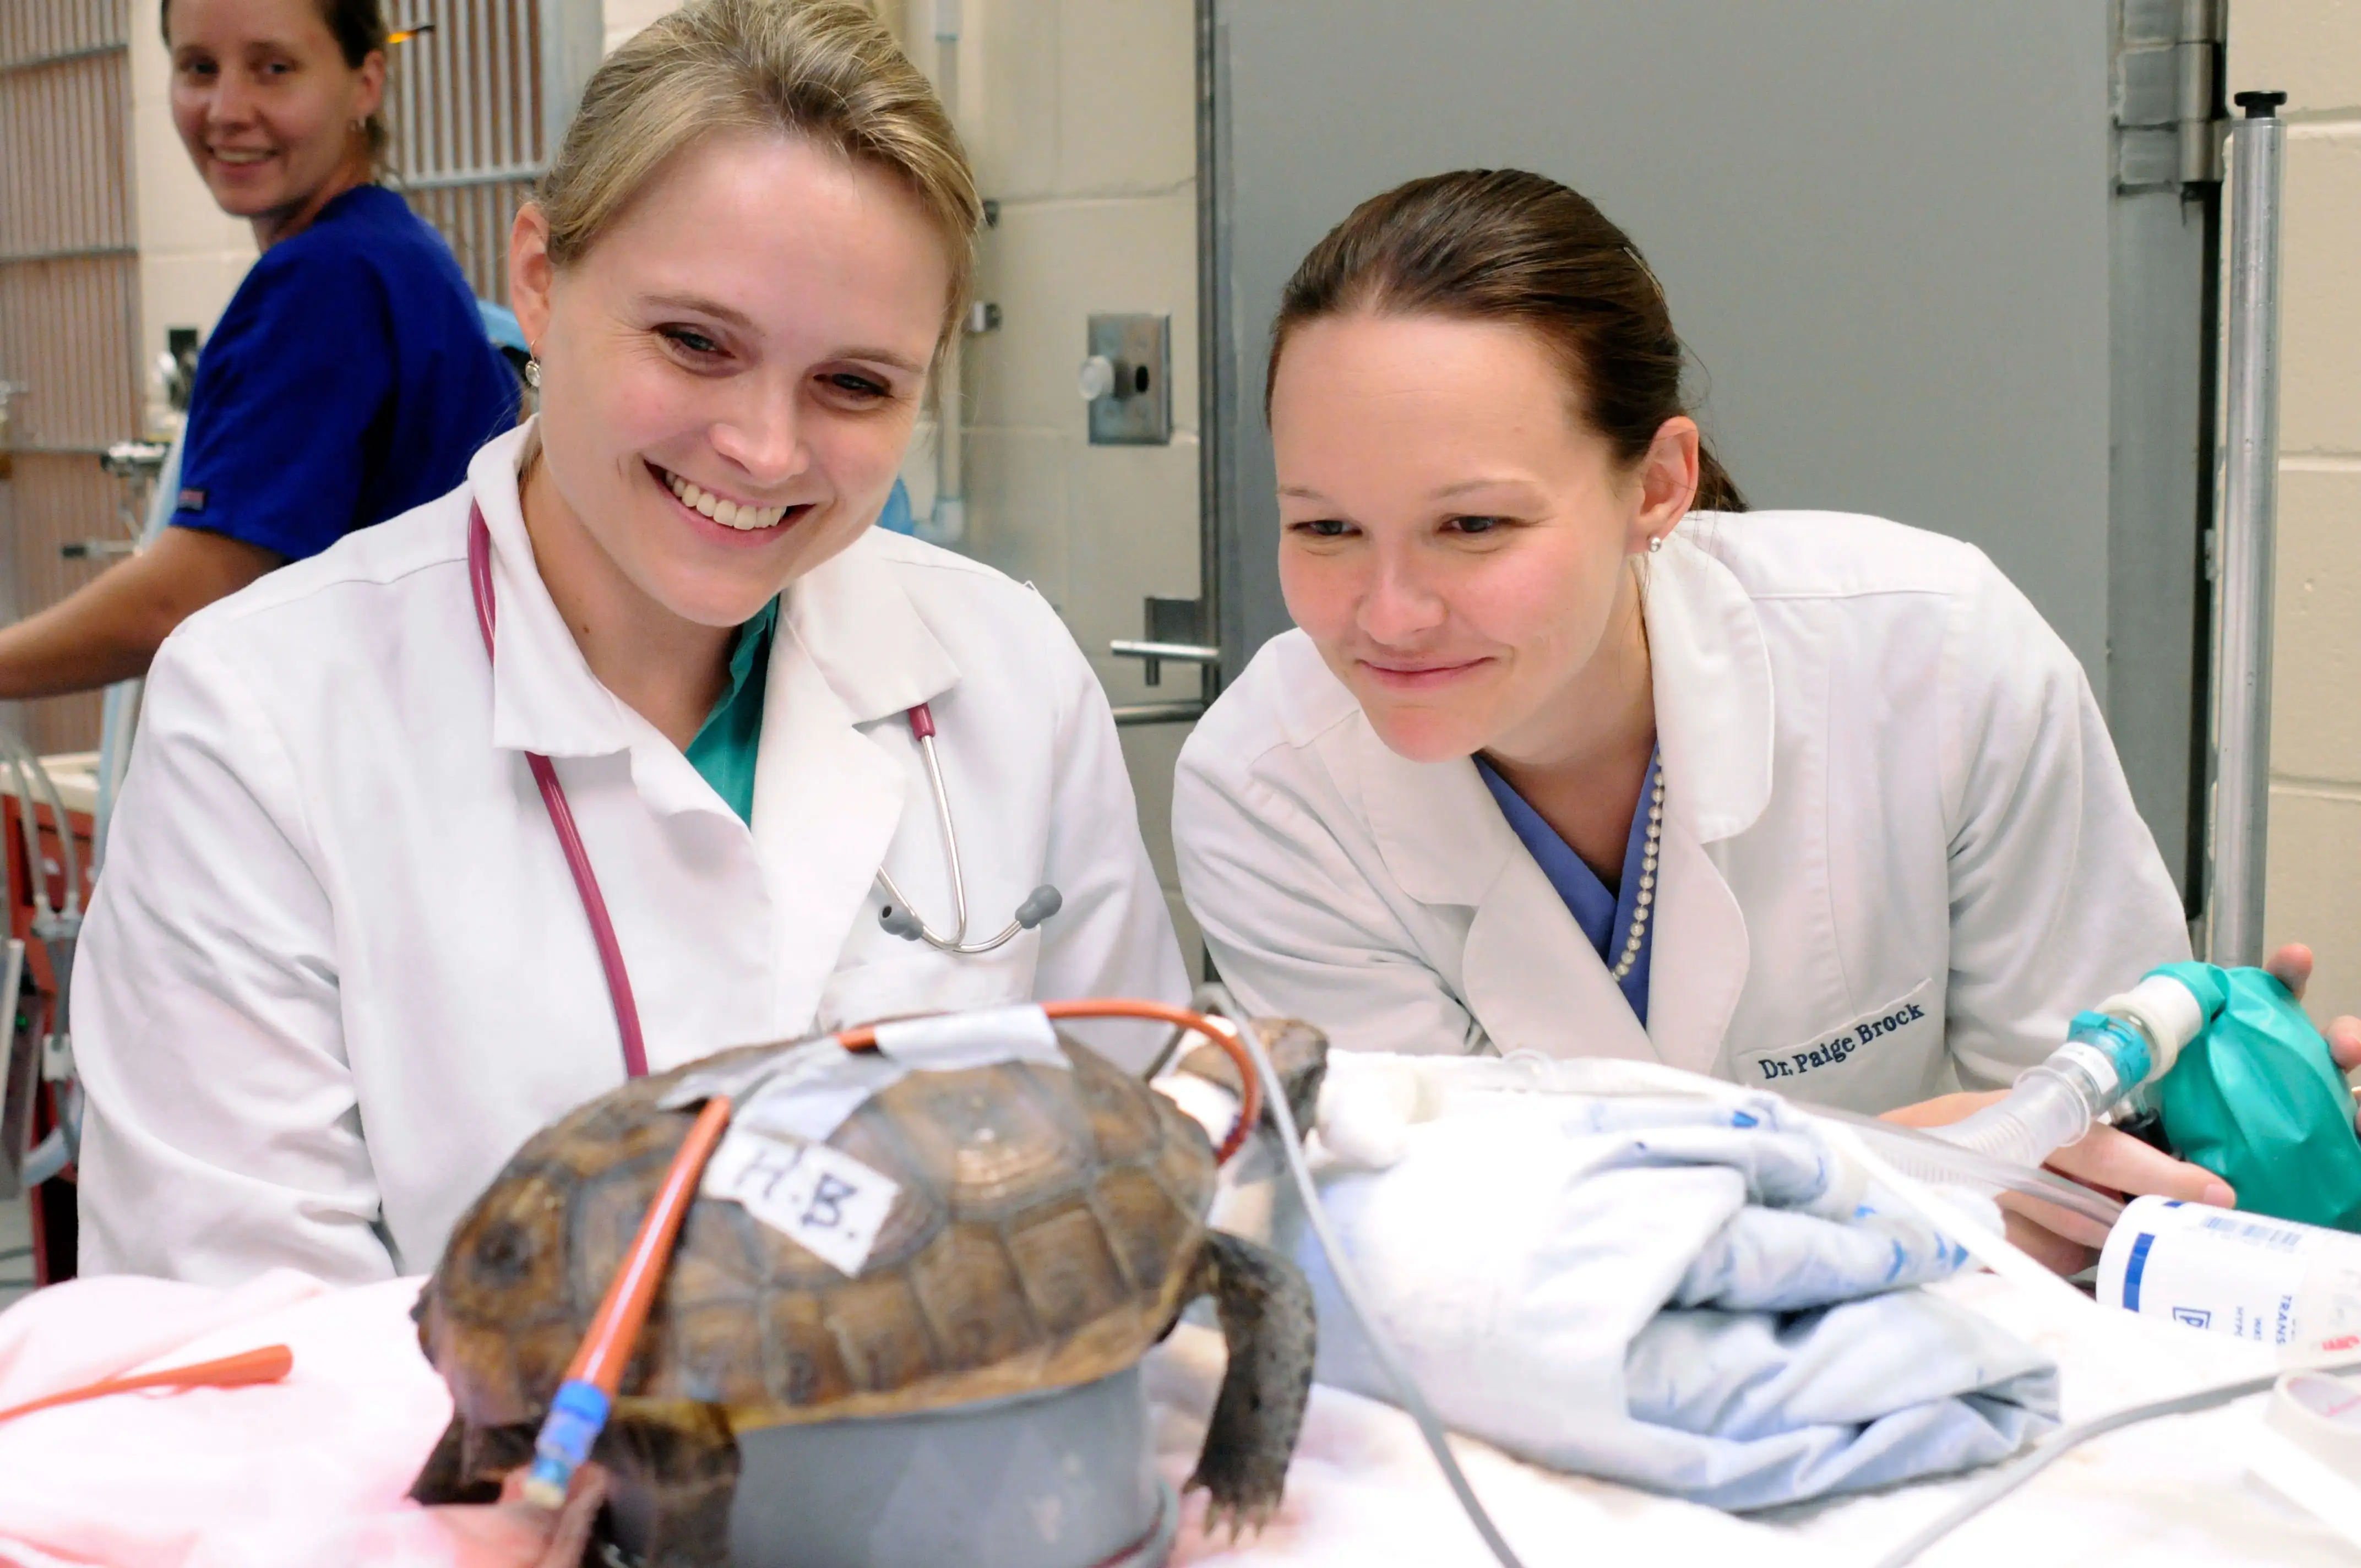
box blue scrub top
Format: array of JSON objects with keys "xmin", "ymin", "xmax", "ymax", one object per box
[
  {"xmin": 1476, "ymin": 750, "xmax": 1661, "ymax": 1023},
  {"xmin": 170, "ymin": 185, "xmax": 519, "ymax": 560}
]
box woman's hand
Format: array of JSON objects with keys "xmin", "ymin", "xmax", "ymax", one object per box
[
  {"xmin": 2265, "ymin": 945, "xmax": 2361, "ymax": 1130},
  {"xmin": 1884, "ymin": 946, "xmax": 2361, "ymax": 1276},
  {"xmin": 1880, "ymin": 1092, "xmax": 2230, "ymax": 1275},
  {"xmin": 421, "ymin": 1464, "xmax": 610, "ymax": 1568}
]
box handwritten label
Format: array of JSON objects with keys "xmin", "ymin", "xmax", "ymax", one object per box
[{"xmin": 703, "ymin": 1129, "xmax": 901, "ymax": 1277}]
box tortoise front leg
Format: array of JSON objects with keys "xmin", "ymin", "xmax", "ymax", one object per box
[
  {"xmin": 1186, "ymin": 1228, "xmax": 1316, "ymax": 1537},
  {"xmin": 593, "ymin": 1398, "xmax": 740, "ymax": 1568},
  {"xmin": 410, "ymin": 1414, "xmax": 534, "ymax": 1504},
  {"xmin": 409, "ymin": 1415, "xmax": 484, "ymax": 1503}
]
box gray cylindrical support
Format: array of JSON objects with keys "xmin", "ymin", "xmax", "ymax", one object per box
[
  {"xmin": 721, "ymin": 1366, "xmax": 1171, "ymax": 1568},
  {"xmin": 2208, "ymin": 91, "xmax": 2288, "ymax": 967}
]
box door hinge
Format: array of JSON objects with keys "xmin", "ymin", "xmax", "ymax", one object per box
[{"xmin": 2114, "ymin": 0, "xmax": 2226, "ymax": 190}]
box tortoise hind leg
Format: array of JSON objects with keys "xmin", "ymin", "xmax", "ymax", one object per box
[
  {"xmin": 1185, "ymin": 1228, "xmax": 1316, "ymax": 1537},
  {"xmin": 593, "ymin": 1398, "xmax": 740, "ymax": 1568}
]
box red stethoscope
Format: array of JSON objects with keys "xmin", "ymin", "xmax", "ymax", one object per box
[{"xmin": 466, "ymin": 504, "xmax": 1060, "ymax": 1079}]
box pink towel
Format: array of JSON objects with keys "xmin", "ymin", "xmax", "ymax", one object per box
[{"xmin": 0, "ymin": 1270, "xmax": 556, "ymax": 1568}]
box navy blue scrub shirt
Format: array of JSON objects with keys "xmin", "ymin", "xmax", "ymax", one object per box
[{"xmin": 170, "ymin": 185, "xmax": 519, "ymax": 558}]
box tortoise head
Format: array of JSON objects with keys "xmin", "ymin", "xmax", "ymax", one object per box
[
  {"xmin": 1174, "ymin": 1019, "xmax": 1330, "ymax": 1139},
  {"xmin": 416, "ymin": 1167, "xmax": 580, "ymax": 1424}
]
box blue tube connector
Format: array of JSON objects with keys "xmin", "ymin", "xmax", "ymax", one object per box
[
  {"xmin": 2067, "ymin": 1009, "xmax": 2153, "ymax": 1089},
  {"xmin": 521, "ymin": 1378, "xmax": 610, "ymax": 1509}
]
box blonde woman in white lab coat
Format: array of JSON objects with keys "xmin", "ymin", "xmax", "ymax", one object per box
[
  {"xmin": 1171, "ymin": 169, "xmax": 2361, "ymax": 1272},
  {"xmin": 73, "ymin": 0, "xmax": 1184, "ymax": 1289}
]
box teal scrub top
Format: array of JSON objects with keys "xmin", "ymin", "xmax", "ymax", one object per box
[{"xmin": 684, "ymin": 595, "xmax": 781, "ymax": 823}]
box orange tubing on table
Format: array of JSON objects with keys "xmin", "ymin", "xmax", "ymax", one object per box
[{"xmin": 0, "ymin": 1343, "xmax": 294, "ymax": 1426}]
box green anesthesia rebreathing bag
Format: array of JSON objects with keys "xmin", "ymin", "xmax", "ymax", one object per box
[{"xmin": 2148, "ymin": 961, "xmax": 2361, "ymax": 1233}]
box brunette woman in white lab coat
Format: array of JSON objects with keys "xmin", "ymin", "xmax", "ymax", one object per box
[
  {"xmin": 1171, "ymin": 169, "xmax": 2361, "ymax": 1271},
  {"xmin": 72, "ymin": 0, "xmax": 1184, "ymax": 1291}
]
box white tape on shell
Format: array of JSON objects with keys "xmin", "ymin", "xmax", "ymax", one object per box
[
  {"xmin": 732, "ymin": 1043, "xmax": 908, "ymax": 1144},
  {"xmin": 871, "ymin": 1004, "xmax": 1067, "ymax": 1072}
]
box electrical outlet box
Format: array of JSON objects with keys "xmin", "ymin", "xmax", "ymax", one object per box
[{"xmin": 1085, "ymin": 313, "xmax": 1172, "ymax": 446}]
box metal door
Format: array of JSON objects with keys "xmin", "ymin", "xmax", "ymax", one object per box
[
  {"xmin": 0, "ymin": 0, "xmax": 140, "ymax": 755},
  {"xmin": 1201, "ymin": 0, "xmax": 2223, "ymax": 899}
]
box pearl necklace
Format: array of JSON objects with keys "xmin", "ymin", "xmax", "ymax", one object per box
[{"xmin": 1611, "ymin": 768, "xmax": 1667, "ymax": 981}]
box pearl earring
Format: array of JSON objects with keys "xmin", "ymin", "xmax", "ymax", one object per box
[
  {"xmin": 1648, "ymin": 534, "xmax": 1665, "ymax": 553},
  {"xmin": 524, "ymin": 357, "xmax": 542, "ymax": 389}
]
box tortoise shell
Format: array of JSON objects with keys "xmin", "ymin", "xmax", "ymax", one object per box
[{"xmin": 416, "ymin": 1030, "xmax": 1219, "ymax": 1433}]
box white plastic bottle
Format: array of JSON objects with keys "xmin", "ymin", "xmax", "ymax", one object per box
[{"xmin": 2097, "ymin": 1195, "xmax": 2361, "ymax": 1355}]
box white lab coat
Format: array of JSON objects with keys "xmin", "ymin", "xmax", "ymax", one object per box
[
  {"xmin": 75, "ymin": 422, "xmax": 1187, "ymax": 1285},
  {"xmin": 1172, "ymin": 511, "xmax": 2190, "ymax": 1113}
]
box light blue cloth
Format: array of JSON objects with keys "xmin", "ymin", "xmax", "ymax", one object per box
[
  {"xmin": 475, "ymin": 298, "xmax": 529, "ymax": 357},
  {"xmin": 1290, "ymin": 1089, "xmax": 2058, "ymax": 1511},
  {"xmin": 877, "ymin": 476, "xmax": 917, "ymax": 535},
  {"xmin": 1475, "ymin": 749, "xmax": 1658, "ymax": 1022}
]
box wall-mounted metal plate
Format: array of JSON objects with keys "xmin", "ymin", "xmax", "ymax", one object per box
[{"xmin": 1086, "ymin": 312, "xmax": 1172, "ymax": 445}]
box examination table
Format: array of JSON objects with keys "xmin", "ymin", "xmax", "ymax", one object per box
[{"xmin": 0, "ymin": 1257, "xmax": 2340, "ymax": 1567}]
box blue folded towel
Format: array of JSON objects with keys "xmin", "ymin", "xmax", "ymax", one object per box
[{"xmin": 1287, "ymin": 1088, "xmax": 2058, "ymax": 1511}]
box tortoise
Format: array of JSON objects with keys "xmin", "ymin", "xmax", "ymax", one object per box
[{"xmin": 409, "ymin": 1020, "xmax": 1326, "ymax": 1566}]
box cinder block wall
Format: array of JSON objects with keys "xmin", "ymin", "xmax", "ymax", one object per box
[
  {"xmin": 920, "ymin": 0, "xmax": 1206, "ymax": 967},
  {"xmin": 2231, "ymin": 5, "xmax": 2361, "ymax": 1023}
]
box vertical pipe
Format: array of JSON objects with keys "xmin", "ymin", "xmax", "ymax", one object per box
[
  {"xmin": 439, "ymin": 3, "xmax": 458, "ymax": 179},
  {"xmin": 396, "ymin": 6, "xmax": 413, "ymax": 178},
  {"xmin": 2207, "ymin": 91, "xmax": 2288, "ymax": 967},
  {"xmin": 520, "ymin": 0, "xmax": 538, "ymax": 167},
  {"xmin": 926, "ymin": 0, "xmax": 965, "ymax": 543},
  {"xmin": 490, "ymin": 0, "xmax": 514, "ymax": 174},
  {"xmin": 455, "ymin": 0, "xmax": 465, "ymax": 170},
  {"xmin": 519, "ymin": 0, "xmax": 536, "ymax": 169},
  {"xmin": 535, "ymin": 0, "xmax": 564, "ymax": 175},
  {"xmin": 37, "ymin": 68, "xmax": 55, "ymax": 257},
  {"xmin": 55, "ymin": 63, "xmax": 70, "ymax": 255},
  {"xmin": 460, "ymin": 0, "xmax": 481, "ymax": 177},
  {"xmin": 1193, "ymin": 0, "xmax": 1221, "ymax": 695}
]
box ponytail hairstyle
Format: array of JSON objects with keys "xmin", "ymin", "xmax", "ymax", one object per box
[
  {"xmin": 161, "ymin": 0, "xmax": 393, "ymax": 176},
  {"xmin": 1267, "ymin": 168, "xmax": 1746, "ymax": 514},
  {"xmin": 311, "ymin": 0, "xmax": 390, "ymax": 175}
]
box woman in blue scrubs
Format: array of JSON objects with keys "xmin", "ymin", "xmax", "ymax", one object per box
[{"xmin": 0, "ymin": 0, "xmax": 514, "ymax": 699}]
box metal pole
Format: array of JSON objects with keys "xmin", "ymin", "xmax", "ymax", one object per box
[
  {"xmin": 2207, "ymin": 90, "xmax": 2287, "ymax": 966},
  {"xmin": 1194, "ymin": 0, "xmax": 1224, "ymax": 695},
  {"xmin": 927, "ymin": 0, "xmax": 966, "ymax": 543}
]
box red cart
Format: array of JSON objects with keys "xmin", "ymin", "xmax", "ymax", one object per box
[{"xmin": 0, "ymin": 752, "xmax": 97, "ymax": 1287}]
